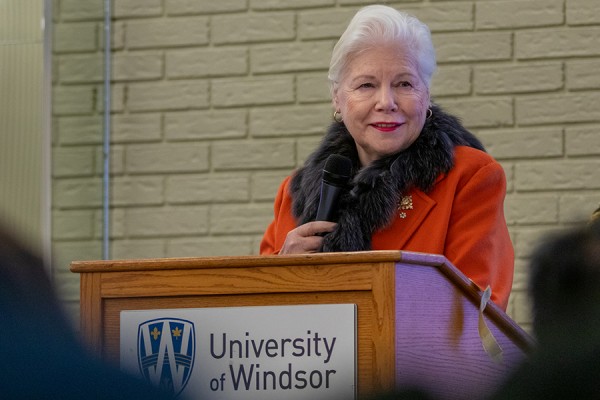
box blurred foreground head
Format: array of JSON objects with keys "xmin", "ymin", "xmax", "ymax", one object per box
[
  {"xmin": 529, "ymin": 219, "xmax": 600, "ymax": 345},
  {"xmin": 0, "ymin": 224, "xmax": 173, "ymax": 399}
]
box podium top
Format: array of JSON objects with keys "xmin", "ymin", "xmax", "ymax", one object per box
[{"xmin": 70, "ymin": 250, "xmax": 443, "ymax": 272}]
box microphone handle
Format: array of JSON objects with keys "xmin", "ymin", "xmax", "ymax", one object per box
[{"xmin": 315, "ymin": 182, "xmax": 342, "ymax": 221}]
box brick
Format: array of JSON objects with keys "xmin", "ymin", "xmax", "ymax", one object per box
[
  {"xmin": 127, "ymin": 80, "xmax": 209, "ymax": 111},
  {"xmin": 57, "ymin": 116, "xmax": 103, "ymax": 145},
  {"xmin": 94, "ymin": 145, "xmax": 125, "ymax": 175},
  {"xmin": 251, "ymin": 0, "xmax": 335, "ymax": 9},
  {"xmin": 125, "ymin": 205, "xmax": 209, "ymax": 236},
  {"xmin": 54, "ymin": 271, "xmax": 82, "ymax": 303},
  {"xmin": 567, "ymin": 0, "xmax": 600, "ymax": 25},
  {"xmin": 52, "ymin": 210, "xmax": 95, "ymax": 240},
  {"xmin": 166, "ymin": 47, "xmax": 248, "ymax": 78},
  {"xmin": 167, "ymin": 237, "xmax": 254, "ymax": 257},
  {"xmin": 212, "ymin": 76, "xmax": 294, "ymax": 107},
  {"xmin": 250, "ymin": 105, "xmax": 331, "ymax": 136},
  {"xmin": 59, "ymin": 0, "xmax": 103, "ymax": 21},
  {"xmin": 474, "ymin": 63, "xmax": 563, "ymax": 94},
  {"xmin": 53, "ymin": 240, "xmax": 103, "ymax": 271},
  {"xmin": 125, "ymin": 143, "xmax": 210, "ymax": 173},
  {"xmin": 53, "ymin": 147, "xmax": 96, "ymax": 177},
  {"xmin": 515, "ymin": 160, "xmax": 600, "ymax": 191},
  {"xmin": 431, "ymin": 66, "xmax": 471, "ymax": 97},
  {"xmin": 111, "ymin": 113, "xmax": 162, "ymax": 143},
  {"xmin": 508, "ymin": 291, "xmax": 533, "ymax": 326},
  {"xmin": 434, "ymin": 32, "xmax": 512, "ymax": 63},
  {"xmin": 513, "ymin": 226, "xmax": 564, "ymax": 258},
  {"xmin": 477, "ymin": 128, "xmax": 563, "ymax": 160},
  {"xmin": 403, "ymin": 3, "xmax": 474, "ymax": 32},
  {"xmin": 54, "ymin": 178, "xmax": 102, "ymax": 208},
  {"xmin": 505, "ymin": 194, "xmax": 559, "ymax": 225},
  {"xmin": 297, "ymin": 137, "xmax": 323, "ymax": 165},
  {"xmin": 212, "ymin": 13, "xmax": 295, "ymax": 44},
  {"xmin": 566, "ymin": 125, "xmax": 600, "ymax": 156},
  {"xmin": 251, "ymin": 171, "xmax": 291, "ymax": 201},
  {"xmin": 511, "ymin": 258, "xmax": 530, "ymax": 291},
  {"xmin": 166, "ymin": 173, "xmax": 250, "ymax": 203},
  {"xmin": 516, "ymin": 27, "xmax": 600, "ymax": 59},
  {"xmin": 567, "ymin": 59, "xmax": 600, "ymax": 90},
  {"xmin": 251, "ymin": 41, "xmax": 334, "ymax": 74},
  {"xmin": 53, "ymin": 22, "xmax": 97, "ymax": 53},
  {"xmin": 210, "ymin": 204, "xmax": 274, "ymax": 234},
  {"xmin": 53, "ymin": 85, "xmax": 95, "ymax": 115},
  {"xmin": 55, "ymin": 245, "xmax": 99, "ymax": 299},
  {"xmin": 338, "ymin": 0, "xmax": 394, "ymax": 4},
  {"xmin": 113, "ymin": 0, "xmax": 162, "ymax": 18},
  {"xmin": 297, "ymin": 72, "xmax": 331, "ymax": 103},
  {"xmin": 111, "ymin": 239, "xmax": 167, "ymax": 259},
  {"xmin": 58, "ymin": 54, "xmax": 103, "ymax": 83},
  {"xmin": 111, "ymin": 176, "xmax": 164, "ymax": 206},
  {"xmin": 298, "ymin": 9, "xmax": 355, "ymax": 40},
  {"xmin": 94, "ymin": 208, "xmax": 126, "ymax": 239},
  {"xmin": 476, "ymin": 0, "xmax": 563, "ymax": 29},
  {"xmin": 126, "ymin": 17, "xmax": 209, "ymax": 49},
  {"xmin": 165, "ymin": 0, "xmax": 247, "ymax": 15},
  {"xmin": 437, "ymin": 98, "xmax": 513, "ymax": 128},
  {"xmin": 112, "ymin": 52, "xmax": 163, "ymax": 81},
  {"xmin": 212, "ymin": 140, "xmax": 296, "ymax": 170},
  {"xmin": 96, "ymin": 84, "xmax": 126, "ymax": 113},
  {"xmin": 97, "ymin": 21, "xmax": 125, "ymax": 51},
  {"xmin": 500, "ymin": 161, "xmax": 515, "ymax": 194},
  {"xmin": 100, "ymin": 21, "xmax": 125, "ymax": 51},
  {"xmin": 52, "ymin": 57, "xmax": 58, "ymax": 82},
  {"xmin": 516, "ymin": 92, "xmax": 600, "ymax": 125},
  {"xmin": 165, "ymin": 110, "xmax": 247, "ymax": 140},
  {"xmin": 559, "ymin": 194, "xmax": 600, "ymax": 223},
  {"xmin": 251, "ymin": 235, "xmax": 265, "ymax": 255}
]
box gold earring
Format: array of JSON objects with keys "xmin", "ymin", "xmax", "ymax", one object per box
[
  {"xmin": 426, "ymin": 108, "xmax": 433, "ymax": 119},
  {"xmin": 333, "ymin": 111, "xmax": 343, "ymax": 122}
]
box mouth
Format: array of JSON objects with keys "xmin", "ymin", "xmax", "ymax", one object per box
[{"xmin": 371, "ymin": 122, "xmax": 402, "ymax": 132}]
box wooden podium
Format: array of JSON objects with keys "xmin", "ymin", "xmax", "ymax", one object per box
[{"xmin": 71, "ymin": 250, "xmax": 533, "ymax": 400}]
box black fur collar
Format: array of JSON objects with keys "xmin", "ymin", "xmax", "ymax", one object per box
[{"xmin": 290, "ymin": 103, "xmax": 485, "ymax": 252}]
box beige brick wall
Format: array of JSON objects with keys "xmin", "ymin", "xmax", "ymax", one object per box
[{"xmin": 52, "ymin": 0, "xmax": 600, "ymax": 332}]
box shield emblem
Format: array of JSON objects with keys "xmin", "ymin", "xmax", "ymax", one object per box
[{"xmin": 137, "ymin": 318, "xmax": 195, "ymax": 397}]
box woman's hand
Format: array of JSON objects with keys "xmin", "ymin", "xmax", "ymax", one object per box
[{"xmin": 279, "ymin": 221, "xmax": 337, "ymax": 254}]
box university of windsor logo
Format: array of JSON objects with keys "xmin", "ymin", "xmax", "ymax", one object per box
[{"xmin": 138, "ymin": 318, "xmax": 196, "ymax": 397}]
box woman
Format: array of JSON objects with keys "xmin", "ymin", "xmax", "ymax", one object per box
[{"xmin": 260, "ymin": 5, "xmax": 514, "ymax": 310}]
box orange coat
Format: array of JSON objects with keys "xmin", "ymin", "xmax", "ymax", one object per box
[{"xmin": 260, "ymin": 146, "xmax": 514, "ymax": 310}]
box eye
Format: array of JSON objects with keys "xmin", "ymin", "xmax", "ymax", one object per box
[
  {"xmin": 396, "ymin": 81, "xmax": 413, "ymax": 88},
  {"xmin": 357, "ymin": 82, "xmax": 375, "ymax": 89}
]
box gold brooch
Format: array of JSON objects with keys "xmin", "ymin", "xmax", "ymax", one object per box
[{"xmin": 398, "ymin": 195, "xmax": 413, "ymax": 219}]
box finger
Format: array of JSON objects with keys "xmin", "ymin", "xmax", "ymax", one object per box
[
  {"xmin": 280, "ymin": 235, "xmax": 323, "ymax": 254},
  {"xmin": 300, "ymin": 221, "xmax": 337, "ymax": 236}
]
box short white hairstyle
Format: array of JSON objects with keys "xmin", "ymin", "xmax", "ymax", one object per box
[{"xmin": 328, "ymin": 5, "xmax": 436, "ymax": 94}]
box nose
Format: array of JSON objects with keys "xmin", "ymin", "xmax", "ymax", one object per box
[{"xmin": 375, "ymin": 86, "xmax": 398, "ymax": 112}]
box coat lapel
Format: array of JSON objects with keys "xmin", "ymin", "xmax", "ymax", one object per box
[{"xmin": 374, "ymin": 189, "xmax": 437, "ymax": 250}]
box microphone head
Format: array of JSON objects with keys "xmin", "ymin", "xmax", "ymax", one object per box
[{"xmin": 323, "ymin": 154, "xmax": 352, "ymax": 186}]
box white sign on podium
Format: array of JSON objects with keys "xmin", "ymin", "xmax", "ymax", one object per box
[{"xmin": 120, "ymin": 304, "xmax": 357, "ymax": 399}]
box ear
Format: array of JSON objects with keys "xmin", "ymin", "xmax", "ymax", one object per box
[{"xmin": 332, "ymin": 87, "xmax": 340, "ymax": 112}]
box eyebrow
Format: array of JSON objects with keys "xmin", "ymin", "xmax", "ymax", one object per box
[{"xmin": 349, "ymin": 72, "xmax": 417, "ymax": 84}]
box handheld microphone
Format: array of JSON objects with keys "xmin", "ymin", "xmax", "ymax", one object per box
[{"xmin": 315, "ymin": 154, "xmax": 352, "ymax": 221}]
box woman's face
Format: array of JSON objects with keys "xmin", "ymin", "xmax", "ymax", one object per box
[{"xmin": 333, "ymin": 44, "xmax": 430, "ymax": 166}]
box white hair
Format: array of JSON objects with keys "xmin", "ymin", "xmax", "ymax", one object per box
[{"xmin": 328, "ymin": 5, "xmax": 436, "ymax": 94}]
